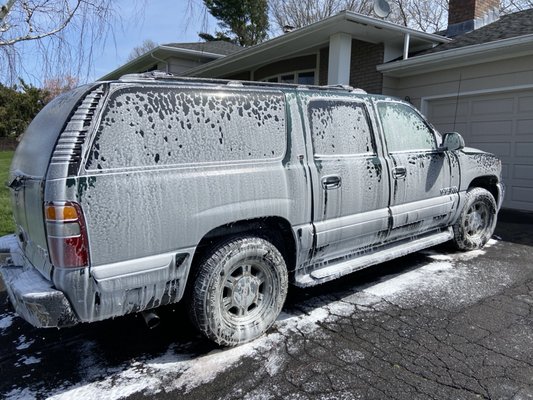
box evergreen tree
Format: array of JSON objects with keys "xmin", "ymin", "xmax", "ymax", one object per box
[{"xmin": 201, "ymin": 0, "xmax": 269, "ymax": 46}]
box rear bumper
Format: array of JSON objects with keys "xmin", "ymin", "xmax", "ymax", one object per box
[{"xmin": 0, "ymin": 235, "xmax": 78, "ymax": 328}]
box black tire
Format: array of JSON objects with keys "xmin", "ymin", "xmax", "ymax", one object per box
[
  {"xmin": 452, "ymin": 187, "xmax": 497, "ymax": 251},
  {"xmin": 189, "ymin": 236, "xmax": 288, "ymax": 346}
]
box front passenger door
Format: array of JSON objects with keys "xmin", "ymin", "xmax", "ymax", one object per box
[{"xmin": 376, "ymin": 101, "xmax": 459, "ymax": 241}]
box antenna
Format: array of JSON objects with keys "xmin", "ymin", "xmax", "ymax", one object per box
[
  {"xmin": 453, "ymin": 72, "xmax": 462, "ymax": 132},
  {"xmin": 373, "ymin": 0, "xmax": 391, "ymax": 18}
]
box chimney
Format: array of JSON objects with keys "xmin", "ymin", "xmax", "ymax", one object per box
[{"xmin": 447, "ymin": 0, "xmax": 500, "ymax": 37}]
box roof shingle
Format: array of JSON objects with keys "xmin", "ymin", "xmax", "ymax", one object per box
[{"xmin": 421, "ymin": 9, "xmax": 533, "ymax": 55}]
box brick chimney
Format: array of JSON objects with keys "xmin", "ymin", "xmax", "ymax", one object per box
[{"xmin": 447, "ymin": 0, "xmax": 500, "ymax": 37}]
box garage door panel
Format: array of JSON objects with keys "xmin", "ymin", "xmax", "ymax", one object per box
[
  {"xmin": 427, "ymin": 89, "xmax": 533, "ymax": 212},
  {"xmin": 433, "ymin": 122, "xmax": 467, "ymax": 135},
  {"xmin": 518, "ymin": 96, "xmax": 533, "ymax": 112},
  {"xmin": 515, "ymin": 142, "xmax": 533, "ymax": 157},
  {"xmin": 512, "ymin": 187, "xmax": 533, "ymax": 202},
  {"xmin": 513, "ymin": 165, "xmax": 533, "ymax": 180},
  {"xmin": 472, "ymin": 98, "xmax": 514, "ymax": 115},
  {"xmin": 471, "ymin": 120, "xmax": 513, "ymax": 136},
  {"xmin": 428, "ymin": 101, "xmax": 469, "ymax": 118},
  {"xmin": 469, "ymin": 142, "xmax": 511, "ymax": 156},
  {"xmin": 517, "ymin": 120, "xmax": 533, "ymax": 135}
]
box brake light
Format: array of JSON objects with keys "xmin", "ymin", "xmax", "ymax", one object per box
[{"xmin": 45, "ymin": 202, "xmax": 89, "ymax": 268}]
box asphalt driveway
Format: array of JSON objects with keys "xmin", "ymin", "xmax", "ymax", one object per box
[{"xmin": 1, "ymin": 209, "xmax": 533, "ymax": 400}]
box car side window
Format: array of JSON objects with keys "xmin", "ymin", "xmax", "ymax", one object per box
[
  {"xmin": 377, "ymin": 102, "xmax": 437, "ymax": 152},
  {"xmin": 309, "ymin": 100, "xmax": 375, "ymax": 156},
  {"xmin": 85, "ymin": 88, "xmax": 286, "ymax": 170}
]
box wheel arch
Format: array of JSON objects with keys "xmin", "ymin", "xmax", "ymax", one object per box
[
  {"xmin": 190, "ymin": 216, "xmax": 297, "ymax": 278},
  {"xmin": 468, "ymin": 175, "xmax": 500, "ymax": 205}
]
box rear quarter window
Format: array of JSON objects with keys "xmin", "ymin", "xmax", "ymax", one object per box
[{"xmin": 86, "ymin": 87, "xmax": 286, "ymax": 169}]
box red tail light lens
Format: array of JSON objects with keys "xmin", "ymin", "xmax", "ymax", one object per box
[{"xmin": 45, "ymin": 202, "xmax": 89, "ymax": 268}]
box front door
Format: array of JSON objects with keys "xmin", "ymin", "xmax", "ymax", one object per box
[{"xmin": 375, "ymin": 101, "xmax": 460, "ymax": 241}]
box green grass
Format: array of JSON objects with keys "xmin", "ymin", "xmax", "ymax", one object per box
[{"xmin": 0, "ymin": 151, "xmax": 15, "ymax": 236}]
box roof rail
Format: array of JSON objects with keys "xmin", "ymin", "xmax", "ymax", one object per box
[{"xmin": 117, "ymin": 71, "xmax": 367, "ymax": 94}]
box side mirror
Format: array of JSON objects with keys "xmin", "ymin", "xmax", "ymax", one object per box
[{"xmin": 440, "ymin": 132, "xmax": 465, "ymax": 151}]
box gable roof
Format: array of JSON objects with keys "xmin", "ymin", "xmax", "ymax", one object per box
[
  {"xmin": 100, "ymin": 41, "xmax": 241, "ymax": 81},
  {"xmin": 183, "ymin": 10, "xmax": 450, "ymax": 79},
  {"xmin": 164, "ymin": 41, "xmax": 243, "ymax": 56},
  {"xmin": 378, "ymin": 9, "xmax": 533, "ymax": 78}
]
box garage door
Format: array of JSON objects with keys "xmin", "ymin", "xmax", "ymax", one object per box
[{"xmin": 427, "ymin": 90, "xmax": 533, "ymax": 212}]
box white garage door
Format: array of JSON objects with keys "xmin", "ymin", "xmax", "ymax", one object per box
[{"xmin": 427, "ymin": 90, "xmax": 533, "ymax": 212}]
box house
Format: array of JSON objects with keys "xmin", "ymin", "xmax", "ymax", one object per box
[
  {"xmin": 102, "ymin": 0, "xmax": 533, "ymax": 212},
  {"xmin": 100, "ymin": 41, "xmax": 242, "ymax": 81}
]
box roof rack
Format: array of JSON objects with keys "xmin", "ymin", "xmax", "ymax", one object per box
[{"xmin": 117, "ymin": 71, "xmax": 367, "ymax": 94}]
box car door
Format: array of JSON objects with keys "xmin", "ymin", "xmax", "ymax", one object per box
[
  {"xmin": 304, "ymin": 96, "xmax": 391, "ymax": 264},
  {"xmin": 375, "ymin": 100, "xmax": 460, "ymax": 241}
]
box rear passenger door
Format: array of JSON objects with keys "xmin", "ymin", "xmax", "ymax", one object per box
[
  {"xmin": 305, "ymin": 97, "xmax": 390, "ymax": 263},
  {"xmin": 376, "ymin": 101, "xmax": 458, "ymax": 240}
]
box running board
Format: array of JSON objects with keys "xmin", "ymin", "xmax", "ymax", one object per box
[{"xmin": 295, "ymin": 228, "xmax": 454, "ymax": 287}]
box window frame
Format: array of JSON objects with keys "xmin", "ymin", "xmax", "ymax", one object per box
[
  {"xmin": 261, "ymin": 69, "xmax": 317, "ymax": 85},
  {"xmin": 83, "ymin": 85, "xmax": 288, "ymax": 172},
  {"xmin": 375, "ymin": 100, "xmax": 442, "ymax": 154},
  {"xmin": 307, "ymin": 98, "xmax": 377, "ymax": 159}
]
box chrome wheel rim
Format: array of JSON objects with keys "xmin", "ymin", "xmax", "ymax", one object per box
[
  {"xmin": 464, "ymin": 201, "xmax": 491, "ymax": 239},
  {"xmin": 220, "ymin": 261, "xmax": 272, "ymax": 323}
]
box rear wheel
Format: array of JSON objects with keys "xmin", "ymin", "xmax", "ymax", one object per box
[
  {"xmin": 452, "ymin": 187, "xmax": 497, "ymax": 250},
  {"xmin": 189, "ymin": 236, "xmax": 288, "ymax": 346}
]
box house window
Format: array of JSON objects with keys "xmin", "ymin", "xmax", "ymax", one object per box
[{"xmin": 262, "ymin": 70, "xmax": 316, "ymax": 85}]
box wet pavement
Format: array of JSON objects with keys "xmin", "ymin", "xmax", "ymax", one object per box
[{"xmin": 1, "ymin": 209, "xmax": 533, "ymax": 400}]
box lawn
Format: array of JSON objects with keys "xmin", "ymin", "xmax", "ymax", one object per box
[{"xmin": 0, "ymin": 151, "xmax": 15, "ymax": 236}]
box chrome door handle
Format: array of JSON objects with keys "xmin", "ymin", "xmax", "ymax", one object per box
[
  {"xmin": 321, "ymin": 175, "xmax": 342, "ymax": 190},
  {"xmin": 393, "ymin": 166, "xmax": 407, "ymax": 179}
]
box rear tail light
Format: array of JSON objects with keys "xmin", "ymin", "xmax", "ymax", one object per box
[{"xmin": 45, "ymin": 202, "xmax": 89, "ymax": 268}]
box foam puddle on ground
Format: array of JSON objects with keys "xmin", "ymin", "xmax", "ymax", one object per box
[{"xmin": 4, "ymin": 240, "xmax": 503, "ymax": 400}]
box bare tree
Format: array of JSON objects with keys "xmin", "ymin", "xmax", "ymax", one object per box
[
  {"xmin": 501, "ymin": 0, "xmax": 533, "ymax": 12},
  {"xmin": 126, "ymin": 39, "xmax": 158, "ymax": 62},
  {"xmin": 270, "ymin": 0, "xmax": 372, "ymax": 32},
  {"xmin": 269, "ymin": 0, "xmax": 533, "ymax": 35},
  {"xmin": 0, "ymin": 0, "xmax": 120, "ymax": 84}
]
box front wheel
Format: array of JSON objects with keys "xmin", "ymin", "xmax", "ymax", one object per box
[
  {"xmin": 188, "ymin": 236, "xmax": 288, "ymax": 346},
  {"xmin": 452, "ymin": 187, "xmax": 497, "ymax": 251}
]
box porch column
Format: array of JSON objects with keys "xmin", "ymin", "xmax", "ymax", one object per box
[{"xmin": 327, "ymin": 33, "xmax": 352, "ymax": 85}]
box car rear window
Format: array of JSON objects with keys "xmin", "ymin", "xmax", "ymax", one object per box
[{"xmin": 86, "ymin": 87, "xmax": 286, "ymax": 169}]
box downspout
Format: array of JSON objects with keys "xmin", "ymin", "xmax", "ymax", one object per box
[
  {"xmin": 403, "ymin": 33, "xmax": 410, "ymax": 60},
  {"xmin": 150, "ymin": 51, "xmax": 169, "ymax": 73}
]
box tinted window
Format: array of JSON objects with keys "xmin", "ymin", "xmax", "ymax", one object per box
[
  {"xmin": 86, "ymin": 88, "xmax": 286, "ymax": 169},
  {"xmin": 309, "ymin": 100, "xmax": 374, "ymax": 156},
  {"xmin": 377, "ymin": 102, "xmax": 436, "ymax": 152}
]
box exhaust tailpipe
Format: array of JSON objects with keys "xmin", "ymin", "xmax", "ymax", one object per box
[{"xmin": 141, "ymin": 311, "xmax": 160, "ymax": 329}]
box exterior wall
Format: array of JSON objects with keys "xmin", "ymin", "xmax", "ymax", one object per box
[
  {"xmin": 319, "ymin": 47, "xmax": 329, "ymax": 86},
  {"xmin": 349, "ymin": 40, "xmax": 384, "ymax": 94},
  {"xmin": 318, "ymin": 41, "xmax": 384, "ymax": 93},
  {"xmin": 383, "ymin": 54, "xmax": 533, "ymax": 112}
]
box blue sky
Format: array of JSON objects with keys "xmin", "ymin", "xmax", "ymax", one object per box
[{"xmin": 91, "ymin": 0, "xmax": 216, "ymax": 81}]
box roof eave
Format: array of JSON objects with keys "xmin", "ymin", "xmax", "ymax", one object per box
[
  {"xmin": 378, "ymin": 34, "xmax": 533, "ymax": 77},
  {"xmin": 185, "ymin": 11, "xmax": 450, "ymax": 78}
]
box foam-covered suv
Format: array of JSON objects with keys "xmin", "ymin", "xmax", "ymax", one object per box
[{"xmin": 0, "ymin": 73, "xmax": 504, "ymax": 345}]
